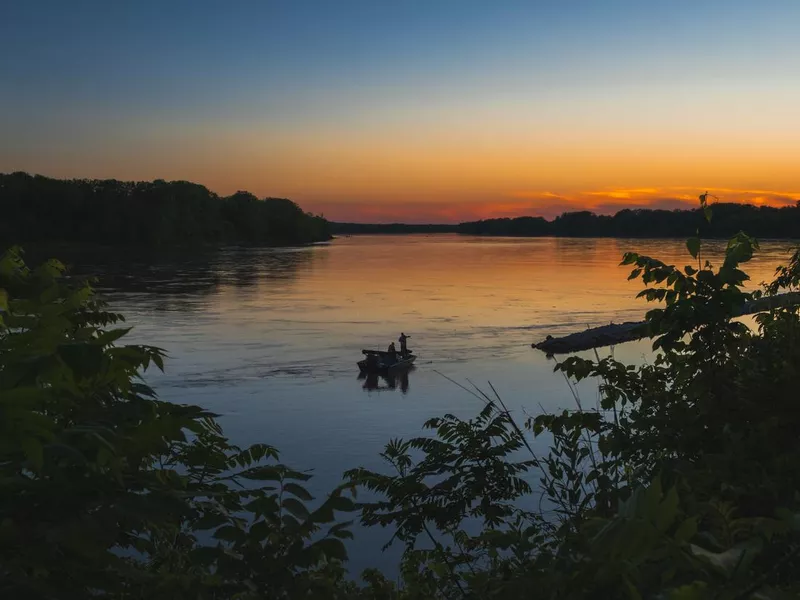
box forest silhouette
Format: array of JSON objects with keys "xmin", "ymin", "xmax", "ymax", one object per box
[
  {"xmin": 334, "ymin": 202, "xmax": 800, "ymax": 238},
  {"xmin": 0, "ymin": 172, "xmax": 330, "ymax": 247},
  {"xmin": 457, "ymin": 202, "xmax": 800, "ymax": 238}
]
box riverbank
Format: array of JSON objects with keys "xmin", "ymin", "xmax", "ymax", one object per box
[{"xmin": 331, "ymin": 202, "xmax": 800, "ymax": 239}]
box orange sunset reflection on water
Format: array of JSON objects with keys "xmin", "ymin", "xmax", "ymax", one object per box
[{"xmin": 210, "ymin": 235, "xmax": 793, "ymax": 344}]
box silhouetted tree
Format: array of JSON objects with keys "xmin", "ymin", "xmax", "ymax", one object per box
[
  {"xmin": 0, "ymin": 172, "xmax": 331, "ymax": 247},
  {"xmin": 458, "ymin": 203, "xmax": 800, "ymax": 238}
]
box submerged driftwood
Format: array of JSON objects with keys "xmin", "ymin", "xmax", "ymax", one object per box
[{"xmin": 532, "ymin": 292, "xmax": 800, "ymax": 355}]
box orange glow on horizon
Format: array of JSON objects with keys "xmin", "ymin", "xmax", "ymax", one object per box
[{"xmin": 299, "ymin": 187, "xmax": 800, "ymax": 224}]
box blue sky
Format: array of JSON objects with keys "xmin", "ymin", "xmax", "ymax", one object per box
[{"xmin": 2, "ymin": 1, "xmax": 799, "ymax": 221}]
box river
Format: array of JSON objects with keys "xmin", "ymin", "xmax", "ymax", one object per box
[{"xmin": 62, "ymin": 234, "xmax": 795, "ymax": 575}]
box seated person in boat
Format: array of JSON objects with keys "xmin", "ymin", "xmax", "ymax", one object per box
[
  {"xmin": 366, "ymin": 352, "xmax": 379, "ymax": 369},
  {"xmin": 388, "ymin": 342, "xmax": 397, "ymax": 362}
]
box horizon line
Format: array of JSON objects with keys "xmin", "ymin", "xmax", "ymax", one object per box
[{"xmin": 329, "ymin": 199, "xmax": 800, "ymax": 227}]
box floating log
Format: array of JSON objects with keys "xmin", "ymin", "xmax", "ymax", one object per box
[
  {"xmin": 532, "ymin": 292, "xmax": 800, "ymax": 355},
  {"xmin": 532, "ymin": 322, "xmax": 645, "ymax": 355}
]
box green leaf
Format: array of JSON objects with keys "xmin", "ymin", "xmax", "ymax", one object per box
[
  {"xmin": 624, "ymin": 577, "xmax": 642, "ymax": 600},
  {"xmin": 249, "ymin": 520, "xmax": 269, "ymax": 541},
  {"xmin": 642, "ymin": 477, "xmax": 663, "ymax": 519},
  {"xmin": 627, "ymin": 268, "xmax": 643, "ymax": 281},
  {"xmin": 329, "ymin": 492, "xmax": 356, "ymax": 512},
  {"xmin": 45, "ymin": 442, "xmax": 88, "ymax": 465},
  {"xmin": 328, "ymin": 521, "xmax": 354, "ymax": 540},
  {"xmin": 22, "ymin": 438, "xmax": 44, "ymax": 471},
  {"xmin": 244, "ymin": 495, "xmax": 279, "ymax": 518},
  {"xmin": 281, "ymin": 497, "xmax": 310, "ymax": 520},
  {"xmin": 655, "ymin": 487, "xmax": 679, "ymax": 532},
  {"xmin": 281, "ymin": 513, "xmax": 301, "ymax": 529},
  {"xmin": 94, "ymin": 327, "xmax": 131, "ymax": 346},
  {"xmin": 284, "ymin": 482, "xmax": 313, "ymax": 502},
  {"xmin": 620, "ymin": 252, "xmax": 639, "ymax": 266},
  {"xmin": 0, "ymin": 288, "xmax": 7, "ymax": 311},
  {"xmin": 674, "ymin": 517, "xmax": 697, "ymax": 543},
  {"xmin": 699, "ymin": 191, "xmax": 713, "ymax": 223},
  {"xmin": 58, "ymin": 343, "xmax": 105, "ymax": 377},
  {"xmin": 241, "ymin": 465, "xmax": 284, "ymax": 481},
  {"xmin": 686, "ymin": 237, "xmax": 701, "ymax": 259},
  {"xmin": 195, "ymin": 512, "xmax": 229, "ymax": 530},
  {"xmin": 191, "ymin": 546, "xmax": 223, "ymax": 566},
  {"xmin": 282, "ymin": 468, "xmax": 313, "ymax": 481},
  {"xmin": 213, "ymin": 525, "xmax": 246, "ymax": 543}
]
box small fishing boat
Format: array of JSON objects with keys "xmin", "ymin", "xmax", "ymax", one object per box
[{"xmin": 357, "ymin": 349, "xmax": 416, "ymax": 373}]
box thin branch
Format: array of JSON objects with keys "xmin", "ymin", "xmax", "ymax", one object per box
[{"xmin": 434, "ymin": 370, "xmax": 489, "ymax": 404}]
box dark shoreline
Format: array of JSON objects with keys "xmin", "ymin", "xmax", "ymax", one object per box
[
  {"xmin": 332, "ymin": 203, "xmax": 800, "ymax": 239},
  {"xmin": 333, "ymin": 232, "xmax": 800, "ymax": 242}
]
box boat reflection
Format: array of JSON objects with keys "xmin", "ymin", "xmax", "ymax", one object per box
[{"xmin": 358, "ymin": 366, "xmax": 414, "ymax": 395}]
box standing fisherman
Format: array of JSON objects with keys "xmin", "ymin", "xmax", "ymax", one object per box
[{"xmin": 398, "ymin": 332, "xmax": 410, "ymax": 358}]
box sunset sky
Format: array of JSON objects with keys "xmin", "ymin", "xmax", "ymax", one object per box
[{"xmin": 2, "ymin": 0, "xmax": 800, "ymax": 222}]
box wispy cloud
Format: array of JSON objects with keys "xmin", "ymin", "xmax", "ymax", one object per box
[
  {"xmin": 508, "ymin": 191, "xmax": 564, "ymax": 199},
  {"xmin": 585, "ymin": 188, "xmax": 660, "ymax": 199}
]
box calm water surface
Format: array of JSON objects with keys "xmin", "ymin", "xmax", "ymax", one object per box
[{"xmin": 76, "ymin": 234, "xmax": 794, "ymax": 573}]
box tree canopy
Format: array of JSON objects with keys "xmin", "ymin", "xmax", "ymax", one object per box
[
  {"xmin": 458, "ymin": 202, "xmax": 800, "ymax": 238},
  {"xmin": 0, "ymin": 172, "xmax": 331, "ymax": 247},
  {"xmin": 329, "ymin": 203, "xmax": 800, "ymax": 239}
]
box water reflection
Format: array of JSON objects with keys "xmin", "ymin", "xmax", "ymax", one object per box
[
  {"xmin": 358, "ymin": 367, "xmax": 413, "ymax": 395},
  {"xmin": 34, "ymin": 245, "xmax": 324, "ymax": 312},
  {"xmin": 217, "ymin": 247, "xmax": 321, "ymax": 290},
  {"xmin": 49, "ymin": 235, "xmax": 795, "ymax": 577}
]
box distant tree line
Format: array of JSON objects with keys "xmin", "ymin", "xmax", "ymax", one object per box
[
  {"xmin": 334, "ymin": 203, "xmax": 800, "ymax": 239},
  {"xmin": 458, "ymin": 203, "xmax": 800, "ymax": 238},
  {"xmin": 329, "ymin": 222, "xmax": 458, "ymax": 234},
  {"xmin": 0, "ymin": 172, "xmax": 331, "ymax": 246}
]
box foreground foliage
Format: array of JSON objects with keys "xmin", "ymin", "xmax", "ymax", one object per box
[
  {"xmin": 3, "ymin": 195, "xmax": 800, "ymax": 598},
  {"xmin": 0, "ymin": 247, "xmax": 354, "ymax": 599}
]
